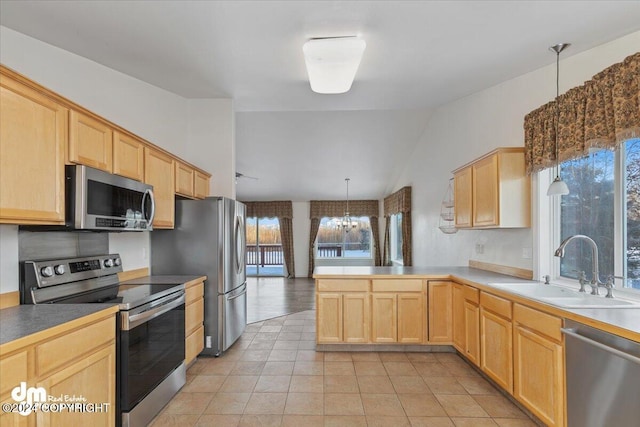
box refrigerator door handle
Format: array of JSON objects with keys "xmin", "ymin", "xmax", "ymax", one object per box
[{"xmin": 226, "ymin": 288, "xmax": 247, "ymax": 301}]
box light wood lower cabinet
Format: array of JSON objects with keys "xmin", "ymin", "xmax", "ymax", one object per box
[
  {"xmin": 144, "ymin": 147, "xmax": 175, "ymax": 229},
  {"xmin": 461, "ymin": 285, "xmax": 480, "ymax": 366},
  {"xmin": 343, "ymin": 293, "xmax": 369, "ymax": 343},
  {"xmin": 0, "ymin": 71, "xmax": 67, "ymax": 225},
  {"xmin": 0, "ymin": 312, "xmax": 116, "ymax": 427},
  {"xmin": 185, "ymin": 281, "xmax": 205, "ymax": 365},
  {"xmin": 371, "ymin": 293, "xmax": 398, "ymax": 343},
  {"xmin": 452, "ymin": 283, "xmax": 465, "ymax": 351},
  {"xmin": 317, "ymin": 292, "xmax": 369, "ymax": 343},
  {"xmin": 513, "ymin": 304, "xmax": 564, "ymax": 427},
  {"xmin": 480, "ymin": 292, "xmax": 513, "ymax": 393},
  {"xmin": 428, "ymin": 281, "xmax": 452, "ymax": 343}
]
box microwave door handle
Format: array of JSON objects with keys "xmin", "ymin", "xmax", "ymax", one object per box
[{"xmin": 142, "ymin": 189, "xmax": 156, "ymax": 228}]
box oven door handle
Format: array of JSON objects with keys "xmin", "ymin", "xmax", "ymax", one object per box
[{"xmin": 121, "ymin": 293, "xmax": 185, "ymax": 330}]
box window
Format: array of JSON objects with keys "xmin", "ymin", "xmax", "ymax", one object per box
[
  {"xmin": 555, "ymin": 138, "xmax": 640, "ymax": 291},
  {"xmin": 246, "ymin": 217, "xmax": 284, "ymax": 276},
  {"xmin": 390, "ymin": 213, "xmax": 403, "ymax": 264},
  {"xmin": 316, "ymin": 216, "xmax": 371, "ymax": 258}
]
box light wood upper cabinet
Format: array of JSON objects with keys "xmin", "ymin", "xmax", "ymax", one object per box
[
  {"xmin": 453, "ymin": 147, "xmax": 530, "ymax": 229},
  {"xmin": 144, "ymin": 147, "xmax": 175, "ymax": 229},
  {"xmin": 0, "ymin": 72, "xmax": 67, "ymax": 224},
  {"xmin": 454, "ymin": 167, "xmax": 473, "ymax": 228},
  {"xmin": 69, "ymin": 110, "xmax": 113, "ymax": 173},
  {"xmin": 175, "ymin": 161, "xmax": 195, "ymax": 198},
  {"xmin": 428, "ymin": 281, "xmax": 453, "ymax": 343},
  {"xmin": 513, "ymin": 304, "xmax": 565, "ymax": 427},
  {"xmin": 113, "ymin": 131, "xmax": 144, "ymax": 181},
  {"xmin": 480, "ymin": 292, "xmax": 513, "ymax": 393},
  {"xmin": 194, "ymin": 170, "xmax": 210, "ymax": 199}
]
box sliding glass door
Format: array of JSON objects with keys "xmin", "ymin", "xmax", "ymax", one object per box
[{"xmin": 246, "ymin": 217, "xmax": 284, "ymax": 277}]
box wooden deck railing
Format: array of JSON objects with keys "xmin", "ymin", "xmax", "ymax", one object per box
[{"xmin": 246, "ymin": 244, "xmax": 283, "ymax": 266}]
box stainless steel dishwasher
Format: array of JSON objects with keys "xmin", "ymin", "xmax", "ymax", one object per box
[{"xmin": 562, "ymin": 320, "xmax": 640, "ymax": 427}]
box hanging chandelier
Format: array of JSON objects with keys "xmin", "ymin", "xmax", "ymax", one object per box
[{"xmin": 339, "ymin": 178, "xmax": 358, "ymax": 232}]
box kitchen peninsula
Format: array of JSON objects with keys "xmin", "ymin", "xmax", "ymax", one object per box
[{"xmin": 313, "ymin": 265, "xmax": 640, "ymax": 427}]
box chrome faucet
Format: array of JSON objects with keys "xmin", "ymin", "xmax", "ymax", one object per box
[{"xmin": 554, "ymin": 235, "xmax": 607, "ymax": 296}]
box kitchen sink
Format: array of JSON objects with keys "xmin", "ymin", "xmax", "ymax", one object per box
[{"xmin": 488, "ymin": 283, "xmax": 640, "ymax": 309}]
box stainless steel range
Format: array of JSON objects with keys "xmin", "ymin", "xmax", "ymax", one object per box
[{"xmin": 20, "ymin": 254, "xmax": 186, "ymax": 427}]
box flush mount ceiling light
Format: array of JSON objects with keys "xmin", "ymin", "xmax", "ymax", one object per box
[
  {"xmin": 547, "ymin": 43, "xmax": 571, "ymax": 197},
  {"xmin": 303, "ymin": 36, "xmax": 366, "ymax": 94}
]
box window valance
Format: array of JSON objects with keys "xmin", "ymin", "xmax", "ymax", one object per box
[
  {"xmin": 524, "ymin": 52, "xmax": 640, "ymax": 175},
  {"xmin": 309, "ymin": 200, "xmax": 379, "ymax": 219},
  {"xmin": 243, "ymin": 201, "xmax": 293, "ymax": 219},
  {"xmin": 383, "ymin": 186, "xmax": 412, "ymax": 217}
]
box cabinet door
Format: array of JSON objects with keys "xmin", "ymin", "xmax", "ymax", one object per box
[
  {"xmin": 186, "ymin": 325, "xmax": 204, "ymax": 366},
  {"xmin": 0, "ymin": 75, "xmax": 66, "ymax": 224},
  {"xmin": 175, "ymin": 161, "xmax": 195, "ymax": 198},
  {"xmin": 428, "ymin": 281, "xmax": 452, "ymax": 342},
  {"xmin": 317, "ymin": 293, "xmax": 343, "ymax": 343},
  {"xmin": 463, "ymin": 301, "xmax": 480, "ymax": 366},
  {"xmin": 38, "ymin": 344, "xmax": 115, "ymax": 427},
  {"xmin": 480, "ymin": 308, "xmax": 513, "ymax": 393},
  {"xmin": 454, "ymin": 167, "xmax": 472, "ymax": 228},
  {"xmin": 194, "ymin": 171, "xmax": 210, "ymax": 199},
  {"xmin": 371, "ymin": 293, "xmax": 397, "ymax": 343},
  {"xmin": 452, "ymin": 283, "xmax": 465, "ymax": 351},
  {"xmin": 472, "ymin": 153, "xmax": 499, "ymax": 227},
  {"xmin": 144, "ymin": 147, "xmax": 175, "ymax": 229},
  {"xmin": 113, "ymin": 131, "xmax": 144, "ymax": 181},
  {"xmin": 343, "ymin": 293, "xmax": 369, "ymax": 343},
  {"xmin": 398, "ymin": 293, "xmax": 424, "ymax": 344},
  {"xmin": 514, "ymin": 325, "xmax": 564, "ymax": 427},
  {"xmin": 69, "ymin": 110, "xmax": 113, "ymax": 173}
]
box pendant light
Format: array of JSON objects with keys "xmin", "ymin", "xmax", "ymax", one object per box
[
  {"xmin": 339, "ymin": 178, "xmax": 357, "ymax": 232},
  {"xmin": 547, "ymin": 43, "xmax": 571, "ymax": 196}
]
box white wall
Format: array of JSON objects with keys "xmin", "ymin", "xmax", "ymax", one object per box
[
  {"xmin": 392, "ymin": 31, "xmax": 640, "ymax": 274},
  {"xmin": 292, "ymin": 202, "xmax": 310, "ymax": 277},
  {"xmin": 0, "ymin": 26, "xmax": 235, "ymax": 292},
  {"xmin": 187, "ymin": 99, "xmax": 236, "ymax": 199}
]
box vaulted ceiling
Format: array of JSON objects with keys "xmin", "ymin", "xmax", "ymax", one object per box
[{"xmin": 2, "ymin": 1, "xmax": 639, "ymax": 200}]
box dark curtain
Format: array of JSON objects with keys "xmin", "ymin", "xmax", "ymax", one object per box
[
  {"xmin": 383, "ymin": 215, "xmax": 391, "ymax": 266},
  {"xmin": 383, "ymin": 186, "xmax": 412, "ymax": 266},
  {"xmin": 278, "ymin": 217, "xmax": 295, "ymax": 278},
  {"xmin": 370, "ymin": 216, "xmax": 381, "ymax": 266},
  {"xmin": 307, "ymin": 217, "xmax": 321, "ymax": 277}
]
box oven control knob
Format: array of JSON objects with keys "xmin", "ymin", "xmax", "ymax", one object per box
[
  {"xmin": 113, "ymin": 257, "xmax": 121, "ymax": 267},
  {"xmin": 40, "ymin": 266, "xmax": 54, "ymax": 277},
  {"xmin": 104, "ymin": 259, "xmax": 114, "ymax": 268},
  {"xmin": 54, "ymin": 265, "xmax": 66, "ymax": 275}
]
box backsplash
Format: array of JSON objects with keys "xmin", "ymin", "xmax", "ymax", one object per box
[{"xmin": 18, "ymin": 230, "xmax": 108, "ymax": 261}]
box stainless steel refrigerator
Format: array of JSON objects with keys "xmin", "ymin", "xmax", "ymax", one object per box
[{"xmin": 151, "ymin": 197, "xmax": 246, "ymax": 356}]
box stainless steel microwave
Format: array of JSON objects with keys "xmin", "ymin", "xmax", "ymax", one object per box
[{"xmin": 65, "ymin": 165, "xmax": 155, "ymax": 231}]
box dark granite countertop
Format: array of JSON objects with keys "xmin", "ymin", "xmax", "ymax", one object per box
[
  {"xmin": 119, "ymin": 275, "xmax": 206, "ymax": 286},
  {"xmin": 0, "ymin": 304, "xmax": 118, "ymax": 347}
]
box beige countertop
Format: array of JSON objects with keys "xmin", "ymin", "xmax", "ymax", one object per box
[{"xmin": 313, "ymin": 266, "xmax": 640, "ymax": 343}]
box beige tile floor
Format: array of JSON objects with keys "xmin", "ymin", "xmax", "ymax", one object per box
[{"xmin": 151, "ymin": 310, "xmax": 538, "ymax": 427}]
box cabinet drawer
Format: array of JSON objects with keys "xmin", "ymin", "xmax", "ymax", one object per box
[
  {"xmin": 186, "ymin": 282, "xmax": 204, "ymax": 304},
  {"xmin": 514, "ymin": 304, "xmax": 562, "ymax": 342},
  {"xmin": 372, "ymin": 279, "xmax": 422, "ymax": 292},
  {"xmin": 480, "ymin": 292, "xmax": 512, "ymax": 319},
  {"xmin": 186, "ymin": 297, "xmax": 204, "ymax": 335},
  {"xmin": 463, "ymin": 285, "xmax": 479, "ymax": 304},
  {"xmin": 36, "ymin": 316, "xmax": 115, "ymax": 376},
  {"xmin": 186, "ymin": 325, "xmax": 204, "ymax": 365},
  {"xmin": 317, "ymin": 279, "xmax": 369, "ymax": 292},
  {"xmin": 0, "ymin": 351, "xmax": 27, "ymax": 396}
]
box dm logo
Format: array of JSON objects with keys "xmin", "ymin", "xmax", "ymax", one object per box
[{"xmin": 11, "ymin": 382, "xmax": 46, "ymax": 415}]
